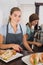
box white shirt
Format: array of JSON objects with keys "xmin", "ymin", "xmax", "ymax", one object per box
[{"xmin": 0, "ymin": 22, "xmax": 26, "ymax": 38}]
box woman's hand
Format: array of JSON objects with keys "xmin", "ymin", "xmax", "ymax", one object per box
[
  {"xmin": 11, "ymin": 44, "xmax": 23, "ymax": 52},
  {"xmin": 35, "ymin": 42, "xmax": 42, "ymax": 47},
  {"xmin": 29, "ymin": 49, "xmax": 33, "ymax": 52}
]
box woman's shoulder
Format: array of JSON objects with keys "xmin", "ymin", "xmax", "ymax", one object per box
[
  {"xmin": 20, "ymin": 23, "xmax": 26, "ymax": 35},
  {"xmin": 0, "ymin": 24, "xmax": 7, "ymax": 36},
  {"xmin": 26, "ymin": 25, "xmax": 30, "ymax": 30},
  {"xmin": 20, "ymin": 23, "xmax": 26, "ymax": 30}
]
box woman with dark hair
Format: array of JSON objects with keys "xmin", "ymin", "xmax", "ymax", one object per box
[{"xmin": 26, "ymin": 13, "xmax": 42, "ymax": 50}]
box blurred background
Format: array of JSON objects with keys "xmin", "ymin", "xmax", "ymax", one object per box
[{"xmin": 0, "ymin": 0, "xmax": 43, "ymax": 26}]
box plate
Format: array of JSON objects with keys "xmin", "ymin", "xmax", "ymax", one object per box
[
  {"xmin": 22, "ymin": 53, "xmax": 43, "ymax": 65},
  {"xmin": 0, "ymin": 53, "xmax": 23, "ymax": 63}
]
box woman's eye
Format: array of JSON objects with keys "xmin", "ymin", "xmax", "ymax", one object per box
[
  {"xmin": 19, "ymin": 15, "xmax": 21, "ymax": 18},
  {"xmin": 14, "ymin": 14, "xmax": 21, "ymax": 18}
]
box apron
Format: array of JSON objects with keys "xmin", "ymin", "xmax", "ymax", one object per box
[
  {"xmin": 6, "ymin": 22, "xmax": 23, "ymax": 45},
  {"xmin": 28, "ymin": 31, "xmax": 34, "ymax": 41}
]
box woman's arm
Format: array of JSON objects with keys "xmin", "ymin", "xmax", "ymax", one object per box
[
  {"xmin": 0, "ymin": 43, "xmax": 12, "ymax": 49},
  {"xmin": 0, "ymin": 43, "xmax": 22, "ymax": 51},
  {"xmin": 26, "ymin": 34, "xmax": 42, "ymax": 47},
  {"xmin": 0, "ymin": 34, "xmax": 11, "ymax": 49},
  {"xmin": 0, "ymin": 34, "xmax": 4, "ymax": 44},
  {"xmin": 27, "ymin": 41, "xmax": 42, "ymax": 47},
  {"xmin": 0, "ymin": 34, "xmax": 12, "ymax": 49},
  {"xmin": 0, "ymin": 34, "xmax": 22, "ymax": 52},
  {"xmin": 23, "ymin": 34, "xmax": 33, "ymax": 52}
]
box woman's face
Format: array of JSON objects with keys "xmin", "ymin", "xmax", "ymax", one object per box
[
  {"xmin": 10, "ymin": 11, "xmax": 21, "ymax": 24},
  {"xmin": 31, "ymin": 20, "xmax": 39, "ymax": 26}
]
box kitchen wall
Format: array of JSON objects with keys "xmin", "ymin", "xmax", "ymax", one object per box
[
  {"xmin": 19, "ymin": 0, "xmax": 43, "ymax": 25},
  {"xmin": 39, "ymin": 6, "xmax": 43, "ymax": 26},
  {"xmin": 0, "ymin": 0, "xmax": 18, "ymax": 26},
  {"xmin": 19, "ymin": 4, "xmax": 35, "ymax": 25},
  {"xmin": 0, "ymin": 0, "xmax": 43, "ymax": 26}
]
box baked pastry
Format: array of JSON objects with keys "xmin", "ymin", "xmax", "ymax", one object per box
[
  {"xmin": 30, "ymin": 53, "xmax": 39, "ymax": 65},
  {"xmin": 0, "ymin": 50, "xmax": 6, "ymax": 55},
  {"xmin": 12, "ymin": 50, "xmax": 16, "ymax": 55},
  {"xmin": 40, "ymin": 53, "xmax": 43, "ymax": 63},
  {"xmin": 1, "ymin": 50, "xmax": 16, "ymax": 60}
]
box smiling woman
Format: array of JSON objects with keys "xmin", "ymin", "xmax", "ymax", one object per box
[
  {"xmin": 0, "ymin": 7, "xmax": 33, "ymax": 52},
  {"xmin": 26, "ymin": 13, "xmax": 42, "ymax": 50}
]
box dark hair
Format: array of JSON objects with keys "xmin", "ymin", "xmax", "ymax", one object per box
[
  {"xmin": 9, "ymin": 7, "xmax": 21, "ymax": 21},
  {"xmin": 26, "ymin": 23, "xmax": 29, "ymax": 26},
  {"xmin": 29, "ymin": 13, "xmax": 39, "ymax": 23}
]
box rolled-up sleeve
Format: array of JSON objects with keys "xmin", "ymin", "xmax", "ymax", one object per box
[
  {"xmin": 0, "ymin": 25, "xmax": 6, "ymax": 37},
  {"xmin": 26, "ymin": 25, "xmax": 30, "ymax": 35}
]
